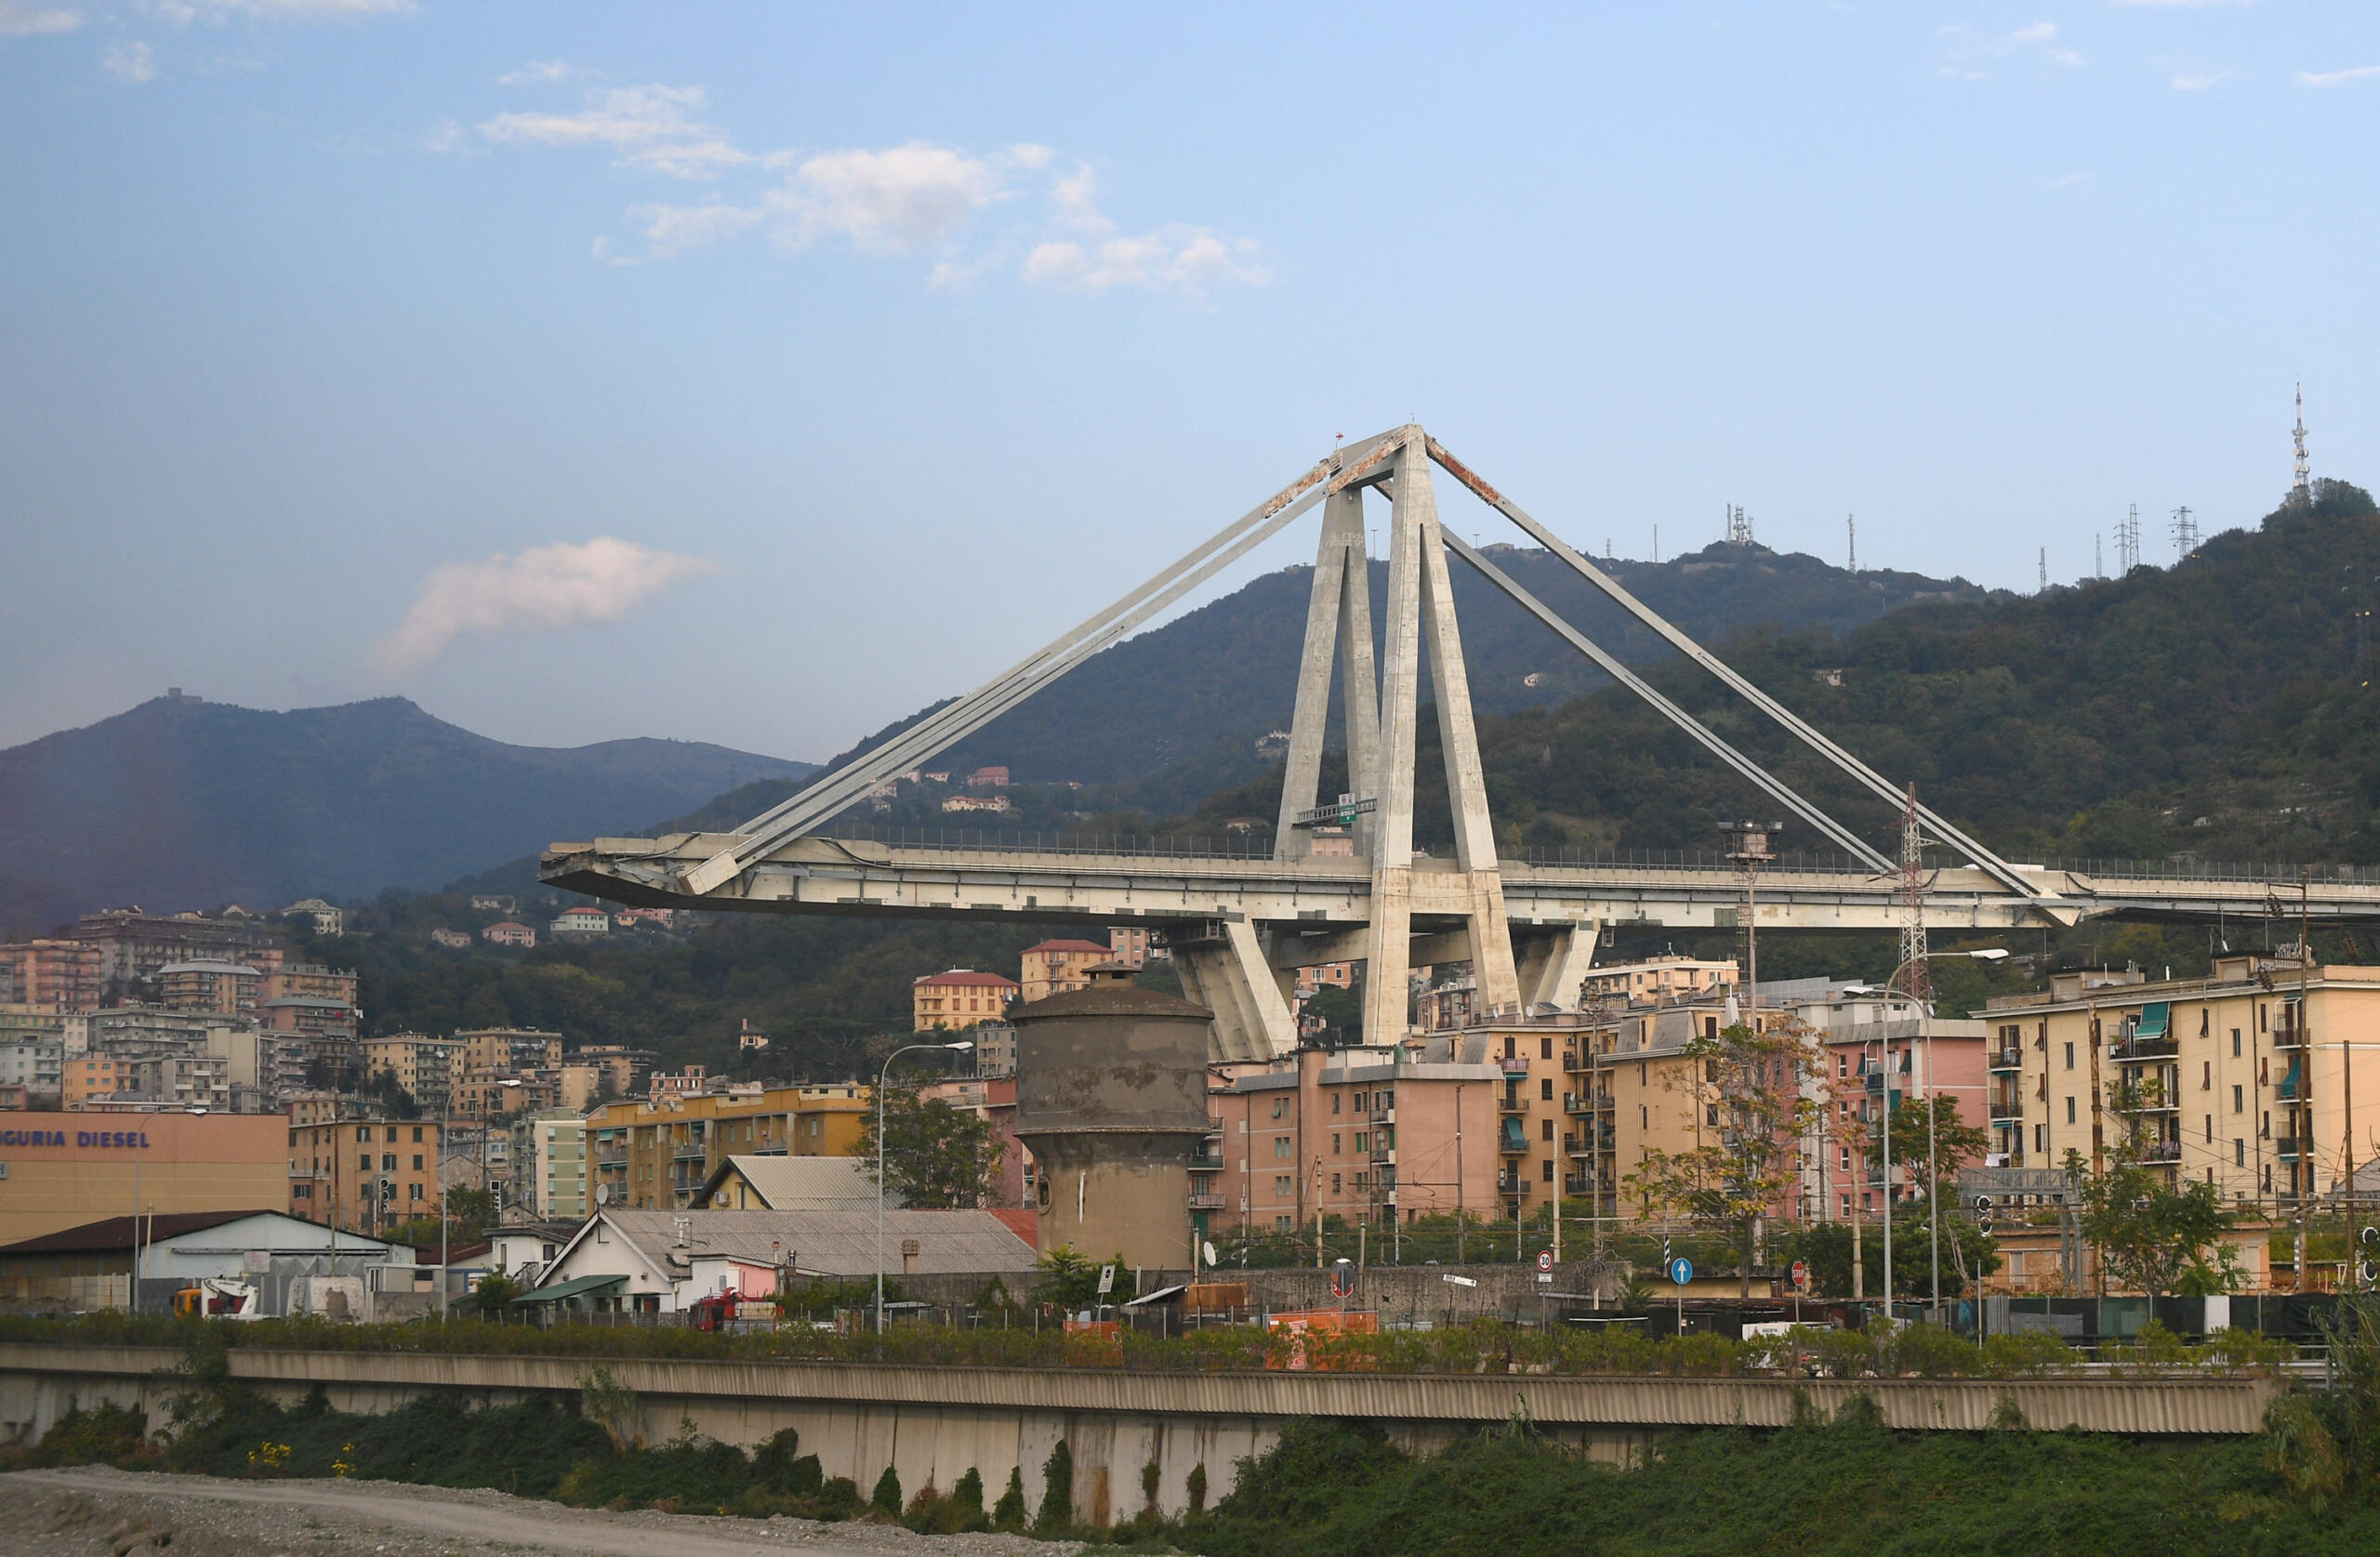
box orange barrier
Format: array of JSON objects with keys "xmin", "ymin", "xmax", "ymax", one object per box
[{"xmin": 1263, "ymin": 1308, "xmax": 1379, "ymax": 1371}]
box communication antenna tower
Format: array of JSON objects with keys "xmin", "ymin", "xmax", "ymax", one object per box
[
  {"xmin": 2095, "ymin": 533, "xmax": 2103, "ymax": 579},
  {"xmin": 2038, "ymin": 548, "xmax": 2047, "ymax": 594},
  {"xmin": 2171, "ymin": 505, "xmax": 2199, "ymax": 560},
  {"xmin": 1847, "ymin": 514, "xmax": 1858, "ymax": 573},
  {"xmin": 2116, "ymin": 505, "xmax": 2142, "ymax": 574},
  {"xmin": 1726, "ymin": 505, "xmax": 1754, "ymax": 546},
  {"xmin": 2294, "ymin": 384, "xmax": 2311, "ymax": 495},
  {"xmin": 1896, "ymin": 785, "xmax": 1932, "ymax": 1006}
]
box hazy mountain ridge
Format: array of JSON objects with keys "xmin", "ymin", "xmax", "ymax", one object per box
[{"xmin": 0, "ymin": 694, "xmax": 812, "ymax": 933}]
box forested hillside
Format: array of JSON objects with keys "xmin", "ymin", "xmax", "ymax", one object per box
[{"xmin": 1177, "ymin": 480, "xmax": 2380, "ymax": 871}]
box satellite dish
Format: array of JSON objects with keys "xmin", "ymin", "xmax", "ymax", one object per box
[
  {"xmin": 594, "ymin": 1183, "xmax": 611, "ymax": 1207},
  {"xmin": 1202, "ymin": 1240, "xmax": 1218, "ymax": 1269}
]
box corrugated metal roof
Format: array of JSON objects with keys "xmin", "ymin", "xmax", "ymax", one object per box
[
  {"xmin": 597, "ymin": 1208, "xmax": 1036, "ymax": 1278},
  {"xmin": 695, "ymin": 1155, "xmax": 877, "ymax": 1210}
]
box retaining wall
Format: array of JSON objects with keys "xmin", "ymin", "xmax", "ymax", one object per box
[{"xmin": 0, "ymin": 1343, "xmax": 2290, "ymax": 1525}]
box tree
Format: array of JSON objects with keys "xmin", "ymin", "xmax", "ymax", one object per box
[
  {"xmin": 1033, "ymin": 1245, "xmax": 1125, "ymax": 1310},
  {"xmin": 446, "ymin": 1187, "xmax": 495, "ymax": 1242},
  {"xmin": 2065, "ymin": 1144, "xmax": 2237, "ymax": 1298},
  {"xmin": 859, "ymin": 1083, "xmax": 1002, "ymax": 1208},
  {"xmin": 1871, "ymin": 1092, "xmax": 1992, "ymax": 1207},
  {"xmin": 469, "ymin": 1272, "xmax": 520, "ymax": 1314},
  {"xmin": 1621, "ymin": 1020, "xmax": 1819, "ymax": 1296}
]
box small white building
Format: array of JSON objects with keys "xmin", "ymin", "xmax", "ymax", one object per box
[
  {"xmin": 530, "ymin": 1207, "xmax": 1037, "ymax": 1316},
  {"xmin": 549, "ymin": 907, "xmax": 611, "ymax": 938}
]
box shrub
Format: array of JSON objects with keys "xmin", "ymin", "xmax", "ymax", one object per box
[
  {"xmin": 1882, "ymin": 1320, "xmax": 1982, "ymax": 1378},
  {"xmin": 1980, "ymin": 1329, "xmax": 2076, "ymax": 1378},
  {"xmin": 32, "ymin": 1403, "xmax": 151, "ymax": 1467},
  {"xmin": 1187, "ymin": 1461, "xmax": 1209, "ymax": 1514},
  {"xmin": 870, "ymin": 1464, "xmax": 903, "ymax": 1517},
  {"xmin": 1034, "ymin": 1439, "xmax": 1073, "ymax": 1534},
  {"xmin": 992, "ymin": 1465, "xmax": 1027, "ymax": 1531}
]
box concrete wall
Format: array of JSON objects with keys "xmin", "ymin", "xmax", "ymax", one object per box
[{"xmin": 0, "ymin": 1343, "xmax": 2288, "ymax": 1526}]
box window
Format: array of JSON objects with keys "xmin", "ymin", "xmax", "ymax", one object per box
[
  {"xmin": 1839, "ymin": 1146, "xmax": 1851, "ymax": 1171},
  {"xmin": 1540, "ymin": 1118, "xmax": 1554, "ymax": 1142},
  {"xmin": 2064, "ymin": 1043, "xmax": 2074, "ymax": 1070},
  {"xmin": 2235, "ymin": 1139, "xmax": 2246, "ymax": 1167},
  {"xmin": 1331, "ymin": 1173, "xmax": 1342, "ymax": 1194},
  {"xmin": 2200, "ymin": 1009, "xmax": 2210, "ymax": 1036},
  {"xmin": 412, "ymin": 1155, "xmax": 423, "ymax": 1170},
  {"xmin": 2205, "ymin": 1115, "xmax": 2214, "ymax": 1142},
  {"xmin": 1275, "ymin": 1216, "xmax": 1292, "ymax": 1233},
  {"xmin": 1540, "ymin": 1158, "xmax": 1554, "ymax": 1182},
  {"xmin": 1274, "ymin": 1137, "xmax": 1289, "ymax": 1159},
  {"xmin": 2035, "ymin": 1124, "xmax": 2046, "ymax": 1155},
  {"xmin": 359, "ymin": 1154, "xmax": 371, "ymax": 1169},
  {"xmin": 1331, "ymin": 1093, "xmax": 1341, "ymax": 1115},
  {"xmin": 1842, "ymin": 1195, "xmax": 1853, "ymax": 1219},
  {"xmin": 1331, "ymin": 1133, "xmax": 1342, "ymax": 1155},
  {"xmin": 1540, "ymin": 1036, "xmax": 1553, "ymax": 1060},
  {"xmin": 1707, "ymin": 1104, "xmax": 1720, "ymax": 1127},
  {"xmin": 2232, "ymin": 1029, "xmax": 2241, "ymax": 1058},
  {"xmin": 1641, "ymin": 1105, "xmax": 1648, "ymax": 1129},
  {"xmin": 412, "ymin": 1126, "xmax": 424, "ymax": 1142},
  {"xmin": 408, "ymin": 1182, "xmax": 424, "ymax": 1201},
  {"xmin": 1271, "ymin": 1097, "xmax": 1288, "ymax": 1119},
  {"xmin": 2202, "ymin": 1061, "xmax": 2212, "ymax": 1090},
  {"xmin": 1504, "ymin": 1036, "xmax": 1515, "ymax": 1060},
  {"xmin": 2065, "ymin": 1097, "xmax": 2076, "ymax": 1125},
  {"xmin": 1837, "ymin": 1054, "xmax": 1848, "ymax": 1077},
  {"xmin": 356, "ymin": 1126, "xmax": 370, "ymax": 1142},
  {"xmin": 1540, "ymin": 1078, "xmax": 1554, "ymax": 1101},
  {"xmin": 2233, "ymin": 1084, "xmax": 2244, "ymax": 1114},
  {"xmin": 1275, "ymin": 1175, "xmax": 1292, "ymax": 1198}
]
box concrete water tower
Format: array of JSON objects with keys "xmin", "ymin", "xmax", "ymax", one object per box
[{"xmin": 1012, "ymin": 964, "xmax": 1212, "ymax": 1273}]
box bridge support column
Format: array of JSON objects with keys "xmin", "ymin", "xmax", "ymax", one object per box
[
  {"xmin": 1363, "ymin": 431, "xmax": 1522, "ymax": 1042},
  {"xmin": 1513, "ymin": 919, "xmax": 1606, "ymax": 1010},
  {"xmin": 1170, "ymin": 919, "xmax": 1299, "ymax": 1062},
  {"xmin": 1275, "ymin": 483, "xmax": 1381, "ymax": 857}
]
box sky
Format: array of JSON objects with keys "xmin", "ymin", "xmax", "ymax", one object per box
[{"xmin": 3, "ymin": 2, "xmax": 2376, "ymax": 763}]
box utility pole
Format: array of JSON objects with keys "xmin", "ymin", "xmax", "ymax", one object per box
[
  {"xmin": 2038, "ymin": 548, "xmax": 2047, "ymax": 594},
  {"xmin": 2294, "ymin": 384, "xmax": 2311, "ymax": 496},
  {"xmin": 1454, "ymin": 1083, "xmax": 1465, "ymax": 1264},
  {"xmin": 1847, "ymin": 514, "xmax": 1858, "ymax": 573}
]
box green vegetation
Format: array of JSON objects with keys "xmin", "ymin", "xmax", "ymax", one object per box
[
  {"xmin": 0, "ymin": 1313, "xmax": 2295, "ymax": 1379},
  {"xmin": 1177, "ymin": 1411, "xmax": 2380, "ymax": 1556},
  {"xmin": 857, "ymin": 1076, "xmax": 1003, "ymax": 1208}
]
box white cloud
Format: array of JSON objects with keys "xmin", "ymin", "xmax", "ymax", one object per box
[
  {"xmin": 2299, "ymin": 64, "xmax": 2380, "ymax": 87},
  {"xmin": 2170, "ymin": 69, "xmax": 2232, "ymax": 90},
  {"xmin": 146, "ymin": 0, "xmax": 413, "ymax": 19},
  {"xmin": 773, "ymin": 142, "xmax": 1006, "ymax": 252},
  {"xmin": 1025, "ymin": 229, "xmax": 1270, "ymax": 295},
  {"xmin": 1940, "ymin": 19, "xmax": 2088, "ymax": 71},
  {"xmin": 371, "ymin": 537, "xmax": 716, "ymax": 674},
  {"xmin": 100, "ymin": 36, "xmax": 152, "ymax": 78},
  {"xmin": 629, "ymin": 198, "xmax": 764, "ymax": 260},
  {"xmin": 480, "ymin": 84, "xmax": 750, "ymax": 180},
  {"xmin": 498, "ymin": 58, "xmax": 577, "ymax": 86},
  {"xmin": 2038, "ymin": 170, "xmax": 2094, "ymax": 190},
  {"xmin": 0, "ymin": 1, "xmax": 80, "ymax": 33},
  {"xmin": 422, "ymin": 115, "xmax": 468, "ymax": 153}
]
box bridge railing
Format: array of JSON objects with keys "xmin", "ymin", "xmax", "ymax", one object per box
[
  {"xmin": 824, "ymin": 823, "xmax": 1284, "ymax": 861},
  {"xmin": 1512, "ymin": 845, "xmax": 1882, "ymax": 876},
  {"xmin": 2047, "ymin": 856, "xmax": 2380, "ymax": 887}
]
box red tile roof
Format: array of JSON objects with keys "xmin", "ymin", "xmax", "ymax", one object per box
[
  {"xmin": 1025, "ymin": 939, "xmax": 1116, "ymax": 955},
  {"xmin": 913, "ymin": 970, "xmax": 1021, "ymax": 988}
]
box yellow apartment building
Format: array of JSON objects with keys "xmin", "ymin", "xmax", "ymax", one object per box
[
  {"xmin": 288, "ymin": 1117, "xmax": 444, "ymax": 1235},
  {"xmin": 1992, "ymin": 957, "xmax": 2380, "ymax": 1209},
  {"xmin": 585, "ymin": 1084, "xmax": 871, "ymax": 1210},
  {"xmin": 912, "ymin": 970, "xmax": 1020, "ymax": 1031}
]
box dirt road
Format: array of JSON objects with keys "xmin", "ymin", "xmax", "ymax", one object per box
[{"xmin": 3, "ymin": 1467, "xmax": 1080, "ymax": 1557}]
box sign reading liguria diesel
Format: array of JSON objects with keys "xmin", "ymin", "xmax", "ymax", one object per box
[{"xmin": 0, "ymin": 1128, "xmax": 154, "ymax": 1148}]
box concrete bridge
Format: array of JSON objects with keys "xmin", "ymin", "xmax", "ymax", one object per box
[
  {"xmin": 546, "ymin": 423, "xmax": 2380, "ymax": 1059},
  {"xmin": 0, "ymin": 1343, "xmax": 2293, "ymax": 1525}
]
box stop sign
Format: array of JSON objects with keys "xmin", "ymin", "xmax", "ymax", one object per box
[{"xmin": 1791, "ymin": 1260, "xmax": 1809, "ymax": 1288}]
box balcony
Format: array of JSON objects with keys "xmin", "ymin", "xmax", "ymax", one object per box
[
  {"xmin": 1988, "ymin": 1048, "xmax": 2023, "ymax": 1071},
  {"xmin": 1206, "ymin": 1117, "xmax": 1224, "ymax": 1134},
  {"xmin": 1563, "ymin": 1174, "xmax": 1593, "ymax": 1196},
  {"xmin": 1187, "ymin": 1193, "xmax": 1225, "ymax": 1211},
  {"xmin": 2271, "ymin": 1024, "xmax": 2308, "ymax": 1050},
  {"xmin": 2277, "ymin": 1136, "xmax": 2302, "ymax": 1160},
  {"xmin": 2113, "ymin": 1036, "xmax": 2178, "ymax": 1062},
  {"xmin": 1368, "ymin": 1140, "xmax": 1394, "ymax": 1162},
  {"xmin": 2141, "ymin": 1140, "xmax": 2183, "ymax": 1163},
  {"xmin": 1500, "ymin": 1057, "xmax": 1531, "ymax": 1077},
  {"xmin": 1496, "ymin": 1173, "xmax": 1527, "ymax": 1195},
  {"xmin": 1188, "ymin": 1151, "xmax": 1223, "ymax": 1170},
  {"xmin": 1368, "ymin": 1109, "xmax": 1394, "ymax": 1125},
  {"xmin": 1990, "ymin": 1099, "xmax": 2025, "ymax": 1122},
  {"xmin": 1499, "ymin": 1094, "xmax": 1527, "ymax": 1115}
]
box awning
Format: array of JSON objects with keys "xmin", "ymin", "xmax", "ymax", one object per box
[
  {"xmin": 2280, "ymin": 1061, "xmax": 2302, "ymax": 1101},
  {"xmin": 1124, "ymin": 1285, "xmax": 1187, "ymax": 1307},
  {"xmin": 513, "ymin": 1273, "xmax": 628, "ymax": 1304},
  {"xmin": 2135, "ymin": 1002, "xmax": 2170, "ymax": 1039}
]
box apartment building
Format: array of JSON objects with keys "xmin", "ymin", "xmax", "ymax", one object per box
[
  {"xmin": 60, "ymin": 909, "xmax": 275, "ymax": 984},
  {"xmin": 0, "ymin": 942, "xmax": 102, "ymax": 1011},
  {"xmin": 288, "ymin": 1117, "xmax": 443, "ymax": 1235},
  {"xmin": 156, "ymin": 960, "xmax": 261, "ymax": 1016},
  {"xmin": 456, "ymin": 1029, "xmax": 562, "ymax": 1074},
  {"xmin": 362, "ymin": 1035, "xmax": 466, "ymax": 1116},
  {"xmin": 585, "ymin": 1085, "xmax": 871, "ymax": 1211},
  {"xmin": 1578, "ymin": 955, "xmax": 1738, "ymax": 1008},
  {"xmin": 508, "ymin": 1110, "xmax": 589, "ymax": 1220},
  {"xmin": 1992, "ymin": 958, "xmax": 2380, "ymax": 1207},
  {"xmin": 1208, "ymin": 1048, "xmax": 1504, "ymax": 1234},
  {"xmin": 912, "ymin": 970, "xmax": 1020, "ymax": 1032},
  {"xmin": 1019, "ymin": 940, "xmax": 1115, "ymax": 1002}
]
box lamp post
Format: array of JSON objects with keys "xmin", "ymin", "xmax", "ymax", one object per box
[{"xmin": 876, "ymin": 1039, "xmax": 973, "ymax": 1334}]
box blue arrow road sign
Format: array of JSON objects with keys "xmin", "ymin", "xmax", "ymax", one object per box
[{"xmin": 1669, "ymin": 1257, "xmax": 1694, "ymax": 1287}]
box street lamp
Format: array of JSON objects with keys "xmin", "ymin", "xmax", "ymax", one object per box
[{"xmin": 876, "ymin": 1040, "xmax": 973, "ymax": 1334}]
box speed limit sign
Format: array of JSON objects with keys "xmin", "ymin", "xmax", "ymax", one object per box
[{"xmin": 1537, "ymin": 1249, "xmax": 1554, "ymax": 1273}]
